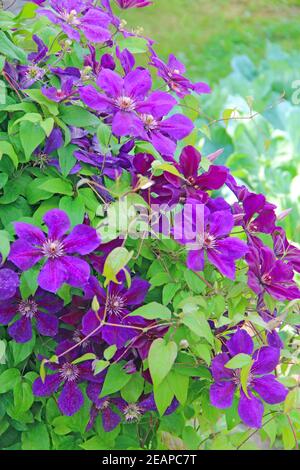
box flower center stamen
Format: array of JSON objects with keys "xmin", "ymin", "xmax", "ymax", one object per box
[
  {"xmin": 141, "ymin": 114, "xmax": 158, "ymax": 131},
  {"xmin": 18, "ymin": 299, "xmax": 38, "ymax": 319},
  {"xmin": 42, "ymin": 239, "xmax": 65, "ymax": 259},
  {"xmin": 115, "ymin": 96, "xmax": 136, "ymax": 112},
  {"xmin": 107, "ymin": 294, "xmax": 125, "ymax": 318},
  {"xmin": 123, "ymin": 404, "xmax": 142, "ymax": 422},
  {"xmin": 59, "ymin": 363, "xmax": 80, "ymax": 382}
]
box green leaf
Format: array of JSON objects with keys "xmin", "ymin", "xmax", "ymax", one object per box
[
  {"xmin": 58, "ymin": 144, "xmax": 77, "ymax": 177},
  {"xmin": 240, "ymin": 362, "xmax": 252, "ymax": 398},
  {"xmin": 21, "ymin": 423, "xmax": 50, "ymax": 450},
  {"xmin": 225, "ymin": 353, "xmax": 252, "ymax": 369},
  {"xmin": 0, "ymin": 31, "xmax": 27, "ymax": 62},
  {"xmin": 103, "ymin": 345, "xmax": 117, "ymax": 361},
  {"xmin": 148, "ymin": 339, "xmax": 178, "ymax": 387},
  {"xmin": 59, "ymin": 196, "xmax": 85, "ymax": 226},
  {"xmin": 20, "ymin": 121, "xmax": 45, "ymax": 160},
  {"xmin": 118, "ymin": 36, "xmax": 148, "ymax": 54},
  {"xmin": 184, "ymin": 269, "xmax": 206, "ymax": 294},
  {"xmin": 39, "ymin": 178, "xmax": 73, "ymax": 196},
  {"xmin": 100, "ymin": 362, "xmax": 131, "ymax": 397},
  {"xmin": 11, "ymin": 334, "xmax": 36, "ymax": 365},
  {"xmin": 0, "ymin": 141, "xmax": 18, "ymax": 168},
  {"xmin": 97, "ymin": 121, "xmax": 111, "ymax": 154},
  {"xmin": 60, "ymin": 105, "xmax": 99, "ymax": 128},
  {"xmin": 0, "ymin": 230, "xmax": 10, "ymax": 263},
  {"xmin": 284, "ymin": 389, "xmax": 298, "ymax": 414},
  {"xmin": 0, "ymin": 340, "xmax": 6, "ymax": 364},
  {"xmin": 103, "ymin": 247, "xmax": 133, "ymax": 287},
  {"xmin": 153, "ymin": 376, "xmax": 174, "ymax": 415},
  {"xmin": 25, "ymin": 89, "xmax": 59, "ymax": 115},
  {"xmin": 72, "ymin": 353, "xmax": 96, "ymax": 365},
  {"xmin": 13, "ymin": 381, "xmax": 34, "ymax": 413},
  {"xmin": 182, "ymin": 311, "xmax": 214, "ymax": 345},
  {"xmin": 93, "ymin": 360, "xmax": 110, "ymax": 375},
  {"xmin": 121, "ymin": 374, "xmax": 144, "ymax": 403},
  {"xmin": 167, "ymin": 371, "xmax": 189, "ymax": 405},
  {"xmin": 19, "ymin": 266, "xmax": 39, "ymax": 298},
  {"xmin": 0, "ymin": 368, "xmax": 21, "ymax": 393},
  {"xmin": 128, "ymin": 302, "xmax": 171, "ymax": 320},
  {"xmin": 162, "ymin": 283, "xmax": 181, "ymax": 305}
]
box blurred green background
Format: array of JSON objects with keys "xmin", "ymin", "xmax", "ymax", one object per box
[{"xmin": 123, "ymin": 0, "xmax": 300, "ymax": 243}]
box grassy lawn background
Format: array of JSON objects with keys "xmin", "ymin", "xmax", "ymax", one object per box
[{"xmin": 121, "ymin": 0, "xmax": 300, "ymax": 83}]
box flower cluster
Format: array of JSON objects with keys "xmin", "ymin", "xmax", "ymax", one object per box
[{"xmin": 0, "ymin": 0, "xmax": 299, "ymax": 446}]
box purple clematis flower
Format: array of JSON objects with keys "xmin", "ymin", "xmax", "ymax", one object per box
[
  {"xmin": 209, "ymin": 329, "xmax": 288, "ymax": 428},
  {"xmin": 115, "ymin": 0, "xmax": 153, "ymax": 8},
  {"xmin": 0, "ymin": 288, "xmax": 63, "ymax": 343},
  {"xmin": 33, "ymin": 341, "xmax": 102, "ymax": 416},
  {"xmin": 82, "ymin": 276, "xmax": 150, "ymax": 348},
  {"xmin": 164, "ymin": 145, "xmax": 228, "ymax": 200},
  {"xmin": 42, "ymin": 77, "xmax": 75, "ymax": 102},
  {"xmin": 18, "ymin": 35, "xmax": 48, "ymax": 89},
  {"xmin": 86, "ymin": 381, "xmax": 178, "ymax": 431},
  {"xmin": 246, "ymin": 244, "xmax": 300, "ymax": 301},
  {"xmin": 38, "ymin": 1, "xmax": 112, "ymax": 43},
  {"xmin": 0, "ymin": 268, "xmax": 19, "ymax": 301},
  {"xmin": 150, "ymin": 53, "xmax": 210, "ymax": 98},
  {"xmin": 232, "ymin": 193, "xmax": 276, "ymax": 236},
  {"xmin": 138, "ymin": 101, "xmax": 194, "ymax": 156},
  {"xmin": 176, "ymin": 202, "xmax": 248, "ymax": 279},
  {"xmin": 79, "ymin": 67, "xmax": 158, "ymax": 137},
  {"xmin": 272, "ymin": 227, "xmax": 300, "ymax": 274},
  {"xmin": 9, "ymin": 209, "xmax": 100, "ymax": 293}
]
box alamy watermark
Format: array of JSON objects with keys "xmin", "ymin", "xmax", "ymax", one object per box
[{"xmin": 96, "ymin": 200, "xmax": 205, "ymax": 250}]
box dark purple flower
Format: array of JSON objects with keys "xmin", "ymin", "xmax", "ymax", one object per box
[
  {"xmin": 9, "ymin": 209, "xmax": 100, "ymax": 293},
  {"xmin": 246, "ymin": 245, "xmax": 300, "ymax": 301},
  {"xmin": 79, "ymin": 67, "xmax": 157, "ymax": 137},
  {"xmin": 18, "ymin": 35, "xmax": 48, "ymax": 88},
  {"xmin": 176, "ymin": 202, "xmax": 248, "ymax": 279},
  {"xmin": 232, "ymin": 193, "xmax": 276, "ymax": 236},
  {"xmin": 164, "ymin": 145, "xmax": 228, "ymax": 200},
  {"xmin": 209, "ymin": 329, "xmax": 288, "ymax": 428},
  {"xmin": 42, "ymin": 77, "xmax": 75, "ymax": 102},
  {"xmin": 38, "ymin": 1, "xmax": 112, "ymax": 43},
  {"xmin": 115, "ymin": 0, "xmax": 153, "ymax": 8},
  {"xmin": 116, "ymin": 47, "xmax": 135, "ymax": 75},
  {"xmin": 82, "ymin": 276, "xmax": 150, "ymax": 348},
  {"xmin": 272, "ymin": 227, "xmax": 300, "ymax": 274},
  {"xmin": 0, "ymin": 288, "xmax": 62, "ymax": 343},
  {"xmin": 86, "ymin": 381, "xmax": 178, "ymax": 431},
  {"xmin": 151, "ymin": 53, "xmax": 210, "ymax": 98},
  {"xmin": 33, "ymin": 342, "xmax": 101, "ymax": 416},
  {"xmin": 138, "ymin": 99, "xmax": 194, "ymax": 156},
  {"xmin": 0, "ymin": 268, "xmax": 19, "ymax": 301}
]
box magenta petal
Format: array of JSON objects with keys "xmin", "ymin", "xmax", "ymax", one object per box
[
  {"xmin": 124, "ymin": 68, "xmax": 152, "ymax": 100},
  {"xmin": 61, "ymin": 256, "xmax": 91, "ymax": 289},
  {"xmin": 252, "ymin": 375, "xmax": 288, "ymax": 404},
  {"xmin": 14, "ymin": 222, "xmax": 45, "ymax": 245},
  {"xmin": 97, "ymin": 68, "xmax": 123, "ymax": 98},
  {"xmin": 251, "ymin": 347, "xmax": 280, "ymax": 375},
  {"xmin": 227, "ymin": 329, "xmax": 254, "ymax": 356},
  {"xmin": 43, "ymin": 209, "xmax": 70, "ymax": 240},
  {"xmin": 33, "ymin": 373, "xmax": 62, "ymax": 396},
  {"xmin": 137, "ymin": 91, "xmax": 176, "ymax": 118},
  {"xmin": 159, "ymin": 114, "xmax": 194, "ymax": 140},
  {"xmin": 187, "ymin": 249, "xmax": 205, "ymax": 271},
  {"xmin": 211, "ymin": 353, "xmax": 233, "ymax": 381},
  {"xmin": 58, "ymin": 382, "xmax": 84, "ymax": 416},
  {"xmin": 63, "ymin": 225, "xmax": 100, "ymax": 255},
  {"xmin": 179, "ymin": 145, "xmax": 201, "ymax": 178},
  {"xmin": 36, "ymin": 312, "xmax": 58, "ymax": 337},
  {"xmin": 38, "ymin": 259, "xmax": 68, "ymax": 293},
  {"xmin": 8, "ymin": 317, "xmax": 32, "ymax": 343},
  {"xmin": 150, "ymin": 130, "xmax": 176, "ymax": 156},
  {"xmin": 9, "ymin": 239, "xmax": 43, "ymax": 271},
  {"xmin": 209, "ymin": 381, "xmax": 235, "ymax": 409},
  {"xmin": 0, "ymin": 302, "xmax": 16, "ymax": 324},
  {"xmin": 0, "ymin": 269, "xmax": 19, "ymax": 301},
  {"xmin": 238, "ymin": 390, "xmax": 264, "ymax": 428},
  {"xmin": 82, "ymin": 309, "xmax": 101, "ymax": 336},
  {"xmin": 79, "ymin": 85, "xmax": 114, "ymax": 113},
  {"xmin": 102, "ymin": 407, "xmax": 121, "ymax": 432},
  {"xmin": 125, "ymin": 278, "xmax": 150, "ymax": 305},
  {"xmin": 112, "ymin": 111, "xmax": 144, "ymax": 137},
  {"xmin": 208, "ymin": 211, "xmax": 234, "ymax": 237}
]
